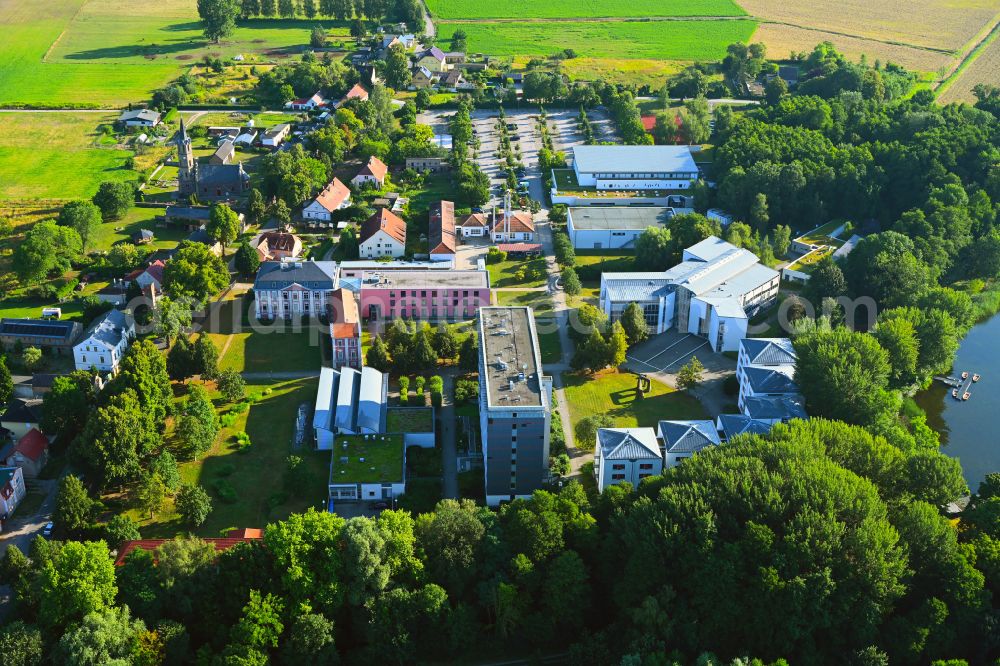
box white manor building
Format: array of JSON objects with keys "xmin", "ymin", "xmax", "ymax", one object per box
[
  {"xmin": 73, "ymin": 309, "xmax": 135, "ymax": 374},
  {"xmin": 599, "ymin": 236, "xmax": 780, "ymax": 353},
  {"xmin": 571, "ymin": 145, "xmax": 700, "ymax": 191},
  {"xmin": 252, "ymin": 260, "xmax": 338, "ymax": 320}
]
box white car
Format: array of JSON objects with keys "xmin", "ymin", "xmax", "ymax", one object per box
[{"xmin": 42, "ymin": 521, "xmax": 53, "ymax": 537}]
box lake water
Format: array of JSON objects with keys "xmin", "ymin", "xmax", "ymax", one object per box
[{"xmin": 915, "ymin": 313, "xmax": 1000, "ymax": 492}]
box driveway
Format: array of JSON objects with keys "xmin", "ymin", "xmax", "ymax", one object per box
[{"xmin": 0, "ymin": 478, "xmax": 58, "ymax": 556}]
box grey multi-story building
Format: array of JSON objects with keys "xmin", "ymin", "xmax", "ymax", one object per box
[{"xmin": 477, "ymin": 307, "xmax": 553, "ymax": 506}]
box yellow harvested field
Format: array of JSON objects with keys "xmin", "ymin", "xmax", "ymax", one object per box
[
  {"xmin": 938, "ymin": 28, "xmax": 1000, "ymax": 103},
  {"xmin": 751, "ymin": 23, "xmax": 955, "ymax": 74},
  {"xmin": 741, "ymin": 0, "xmax": 999, "ymax": 52}
]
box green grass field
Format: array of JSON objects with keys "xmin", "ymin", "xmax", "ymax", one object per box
[
  {"xmin": 437, "ymin": 20, "xmax": 757, "ymax": 60},
  {"xmin": 125, "ymin": 378, "xmax": 330, "ymax": 537},
  {"xmin": 0, "ymin": 0, "xmax": 344, "ymax": 107},
  {"xmin": 426, "ymin": 0, "xmax": 746, "ymax": 19},
  {"xmin": 562, "ymin": 370, "xmax": 707, "ymax": 436},
  {"xmin": 48, "ymin": 0, "xmax": 338, "ymax": 66},
  {"xmin": 0, "ymin": 112, "xmax": 136, "ymax": 199}
]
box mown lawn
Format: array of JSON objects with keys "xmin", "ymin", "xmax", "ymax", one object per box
[
  {"xmin": 495, "ymin": 290, "xmax": 554, "ymax": 315},
  {"xmin": 488, "ymin": 258, "xmax": 549, "ymax": 288},
  {"xmin": 89, "ymin": 207, "xmax": 189, "ymax": 252},
  {"xmin": 199, "ymin": 297, "xmax": 325, "ymax": 374},
  {"xmin": 436, "ymin": 20, "xmax": 757, "ymax": 61},
  {"xmin": 562, "ymin": 370, "xmax": 707, "ymax": 437},
  {"xmin": 0, "ymin": 112, "xmax": 135, "ymax": 200},
  {"xmin": 126, "ymin": 377, "xmax": 328, "ymax": 537},
  {"xmin": 426, "ymin": 0, "xmax": 746, "ymax": 19}
]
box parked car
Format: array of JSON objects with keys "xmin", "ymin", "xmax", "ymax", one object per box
[
  {"xmin": 373, "ymin": 501, "xmax": 390, "ymax": 511},
  {"xmin": 43, "ymin": 521, "xmax": 53, "ymax": 537}
]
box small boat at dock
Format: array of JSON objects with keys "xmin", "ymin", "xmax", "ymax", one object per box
[
  {"xmin": 935, "ymin": 375, "xmax": 963, "ymax": 387},
  {"xmin": 962, "ymin": 371, "xmax": 970, "ymax": 380},
  {"xmin": 973, "ymin": 374, "xmax": 981, "ymax": 382},
  {"xmin": 952, "ymin": 388, "xmax": 959, "ymax": 398},
  {"xmin": 963, "ymin": 392, "xmax": 971, "ymax": 400}
]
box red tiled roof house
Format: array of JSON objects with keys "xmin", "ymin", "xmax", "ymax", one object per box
[
  {"xmin": 351, "ymin": 156, "xmax": 388, "ymax": 189},
  {"xmin": 1, "ymin": 428, "xmax": 49, "ymax": 478},
  {"xmin": 428, "ymin": 200, "xmax": 456, "ymax": 262},
  {"xmin": 359, "ymin": 208, "xmax": 406, "ymax": 259},
  {"xmin": 329, "ymin": 288, "xmax": 362, "ymax": 369},
  {"xmin": 303, "ymin": 178, "xmax": 351, "ymax": 222}
]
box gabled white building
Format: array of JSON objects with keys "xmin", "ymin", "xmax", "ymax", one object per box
[
  {"xmin": 736, "ymin": 338, "xmax": 800, "ymax": 410},
  {"xmin": 359, "ymin": 208, "xmax": 406, "ymax": 259},
  {"xmin": 657, "ymin": 420, "xmax": 720, "ymax": 469},
  {"xmin": 599, "ymin": 236, "xmax": 779, "ymax": 353},
  {"xmin": 303, "ymin": 178, "xmax": 352, "ymax": 222},
  {"xmin": 73, "ymin": 309, "xmax": 135, "ymax": 374},
  {"xmin": 594, "ymin": 427, "xmax": 662, "ymax": 491}
]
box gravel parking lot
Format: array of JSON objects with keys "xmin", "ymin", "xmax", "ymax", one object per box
[{"xmin": 416, "ymin": 106, "xmax": 620, "ymax": 208}]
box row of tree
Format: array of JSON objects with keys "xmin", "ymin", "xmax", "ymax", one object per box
[{"xmin": 4, "ymin": 411, "xmax": 995, "ymax": 663}]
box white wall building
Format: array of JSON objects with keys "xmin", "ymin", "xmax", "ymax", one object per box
[
  {"xmin": 658, "ymin": 420, "xmax": 720, "ymax": 469},
  {"xmin": 594, "ymin": 428, "xmax": 662, "ymax": 491},
  {"xmin": 572, "ymin": 145, "xmax": 700, "ymax": 191},
  {"xmin": 73, "ymin": 309, "xmax": 135, "ymax": 374},
  {"xmin": 599, "ymin": 237, "xmax": 779, "ymax": 353},
  {"xmin": 252, "ymin": 260, "xmax": 338, "ymax": 320},
  {"xmin": 314, "ymin": 366, "xmax": 387, "ymax": 449},
  {"xmin": 359, "ymin": 209, "xmax": 406, "ymax": 259},
  {"xmin": 735, "ymin": 338, "xmax": 801, "ymax": 411},
  {"xmin": 303, "ymin": 178, "xmax": 351, "ymax": 222},
  {"xmin": 566, "ymin": 206, "xmax": 672, "ymax": 249}
]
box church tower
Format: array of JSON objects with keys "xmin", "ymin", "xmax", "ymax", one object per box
[{"xmin": 176, "ymin": 118, "xmax": 197, "ymax": 196}]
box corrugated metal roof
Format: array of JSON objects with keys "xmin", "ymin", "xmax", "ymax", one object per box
[
  {"xmin": 744, "ymin": 366, "xmax": 799, "ymax": 394},
  {"xmin": 741, "ymin": 338, "xmax": 796, "ymax": 366},
  {"xmin": 357, "ymin": 367, "xmax": 384, "ymax": 433},
  {"xmin": 657, "ymin": 420, "xmax": 720, "ymax": 453},
  {"xmin": 335, "ymin": 367, "xmax": 359, "ymax": 432},
  {"xmin": 597, "ymin": 428, "xmax": 661, "ymax": 460},
  {"xmin": 743, "ymin": 395, "xmax": 807, "ymax": 421},
  {"xmin": 716, "ymin": 414, "xmax": 774, "ymax": 439},
  {"xmin": 572, "ymin": 145, "xmax": 698, "ymax": 175}
]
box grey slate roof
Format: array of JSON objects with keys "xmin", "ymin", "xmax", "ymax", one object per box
[
  {"xmin": 716, "ymin": 414, "xmax": 773, "ymax": 440},
  {"xmin": 743, "ymin": 366, "xmax": 799, "ymax": 394},
  {"xmin": 1, "ymin": 398, "xmax": 42, "ymax": 424},
  {"xmin": 743, "ymin": 395, "xmax": 807, "ymax": 421},
  {"xmin": 741, "ymin": 338, "xmax": 796, "ymax": 366},
  {"xmin": 657, "ymin": 420, "xmax": 720, "ymax": 454},
  {"xmin": 572, "ymin": 145, "xmax": 698, "ymax": 175},
  {"xmin": 254, "ymin": 261, "xmax": 338, "ymax": 291},
  {"xmin": 80, "ymin": 309, "xmax": 132, "ymax": 349},
  {"xmin": 597, "ymin": 428, "xmax": 661, "ymax": 460},
  {"xmin": 120, "ymin": 109, "xmax": 160, "ymax": 123},
  {"xmin": 198, "ymin": 163, "xmax": 247, "ymax": 187}
]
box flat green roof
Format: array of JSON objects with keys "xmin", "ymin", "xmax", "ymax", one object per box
[
  {"xmin": 329, "ymin": 434, "xmax": 404, "ymax": 485},
  {"xmin": 386, "ymin": 407, "xmax": 434, "ymax": 434}
]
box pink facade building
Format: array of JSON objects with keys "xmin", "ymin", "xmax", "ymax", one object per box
[{"xmin": 358, "ymin": 270, "xmax": 490, "ymax": 322}]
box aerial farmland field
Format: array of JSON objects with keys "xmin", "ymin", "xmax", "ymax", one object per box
[
  {"xmin": 938, "ymin": 24, "xmax": 1000, "ymax": 103},
  {"xmin": 751, "ymin": 23, "xmax": 956, "ymax": 75},
  {"xmin": 0, "ymin": 0, "xmax": 343, "ymax": 107},
  {"xmin": 425, "ymin": 0, "xmax": 747, "ymax": 20},
  {"xmin": 737, "ymin": 0, "xmax": 1000, "ymax": 53},
  {"xmin": 0, "ymin": 112, "xmax": 135, "ymax": 200},
  {"xmin": 437, "ymin": 20, "xmax": 758, "ymax": 61}
]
